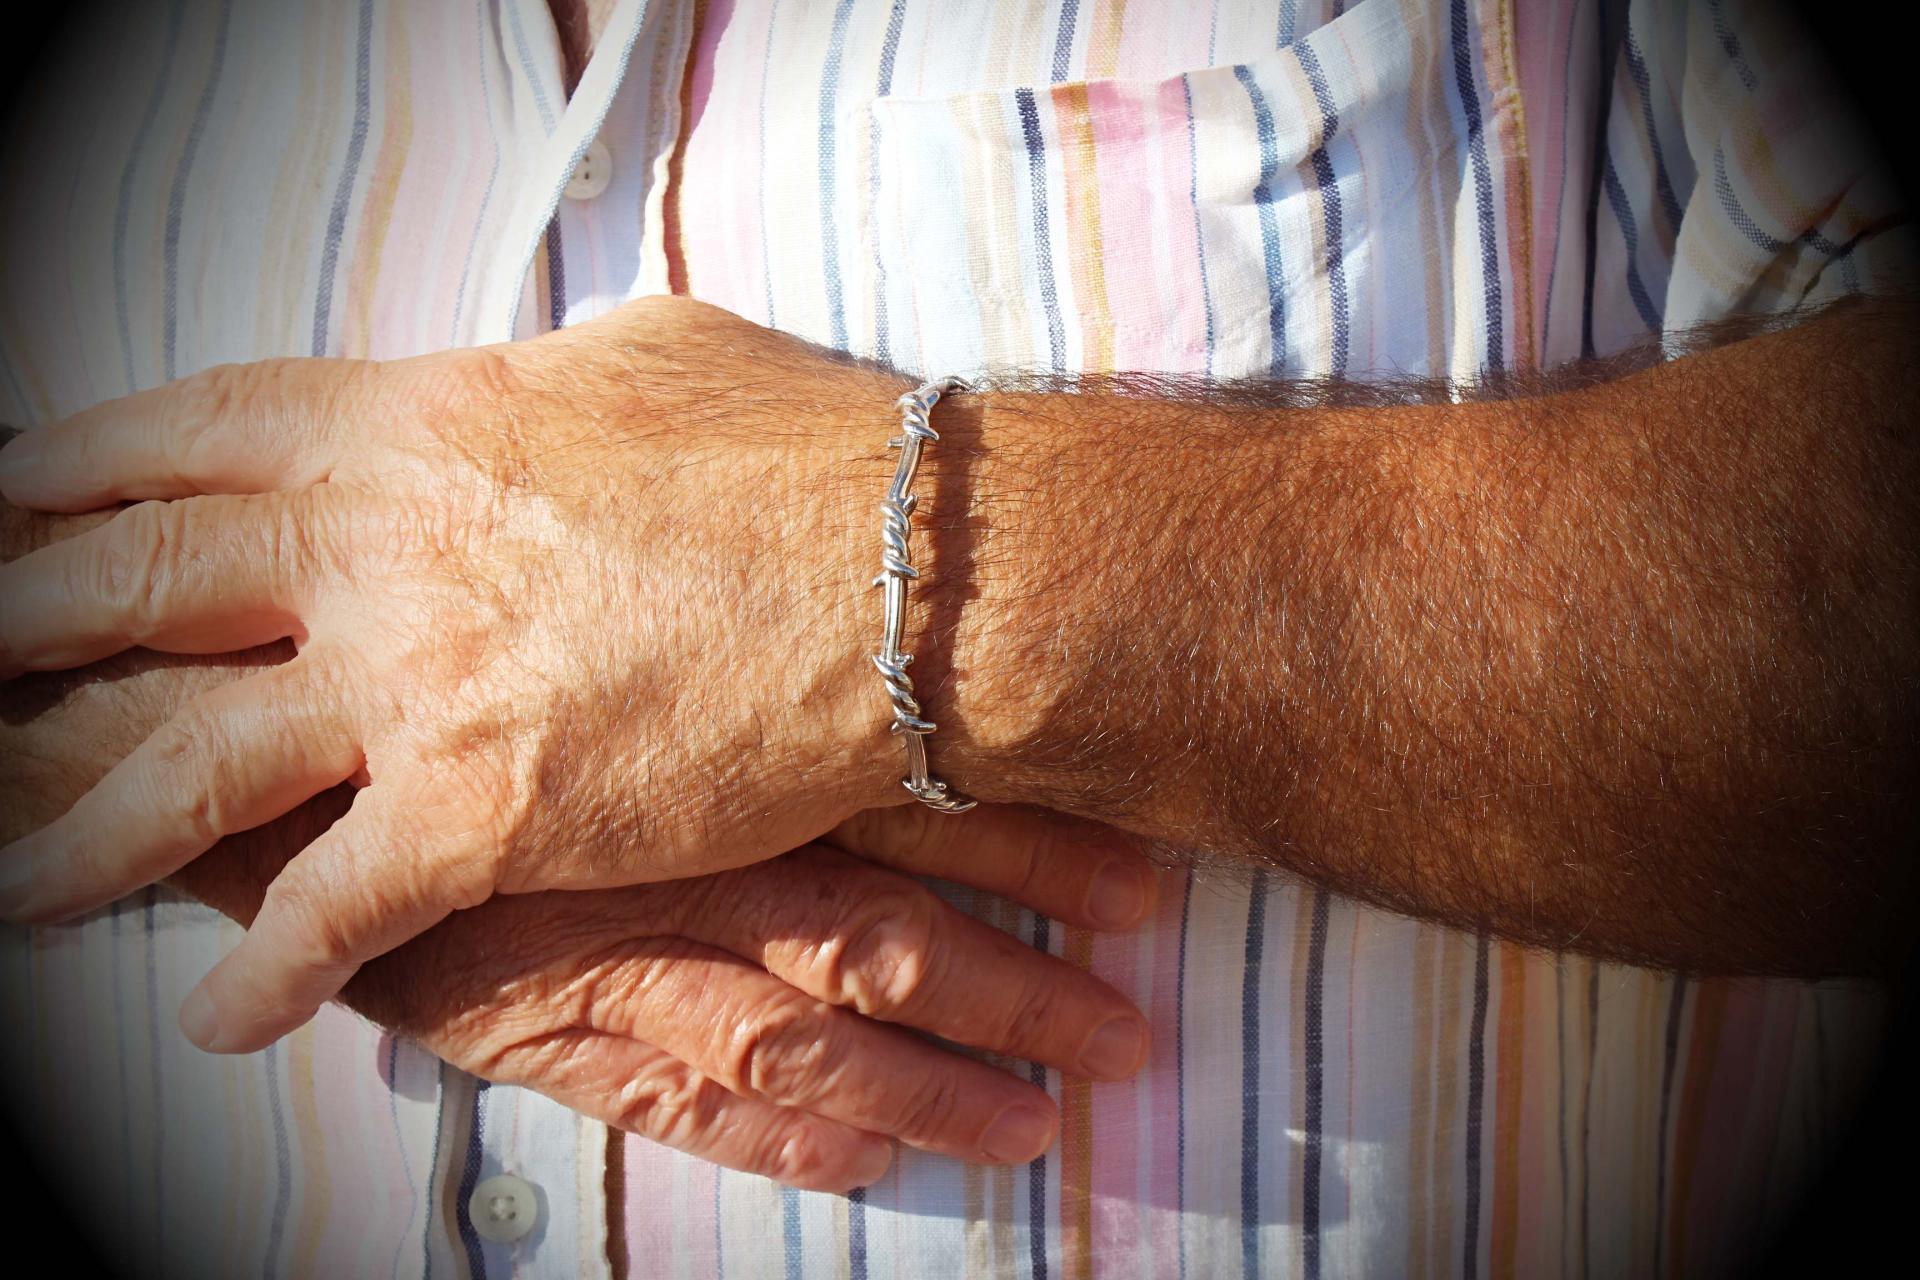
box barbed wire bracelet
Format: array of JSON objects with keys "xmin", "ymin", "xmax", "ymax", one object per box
[{"xmin": 872, "ymin": 377, "xmax": 976, "ymax": 813}]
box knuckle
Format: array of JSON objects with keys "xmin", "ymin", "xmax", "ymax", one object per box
[
  {"xmin": 170, "ymin": 363, "xmax": 244, "ymax": 431},
  {"xmin": 885, "ymin": 800, "xmax": 942, "ymax": 862},
  {"xmin": 1001, "ymin": 820, "xmax": 1053, "ymax": 903},
  {"xmin": 765, "ymin": 1125, "xmax": 846, "ymax": 1189},
  {"xmin": 143, "ymin": 702, "xmax": 229, "ymax": 847},
  {"xmin": 996, "ymin": 976, "xmax": 1062, "ymax": 1056},
  {"xmin": 258, "ymin": 869, "xmax": 357, "ymax": 977},
  {"xmin": 612, "ymin": 1060, "xmax": 722, "ymax": 1144},
  {"xmin": 724, "ymin": 999, "xmax": 837, "ymax": 1102},
  {"xmin": 894, "ymin": 1072, "xmax": 967, "ymax": 1146},
  {"xmin": 823, "ymin": 884, "xmax": 942, "ymax": 1016},
  {"xmin": 95, "ymin": 502, "xmax": 174, "ymax": 632},
  {"xmin": 269, "ymin": 486, "xmax": 350, "ymax": 585}
]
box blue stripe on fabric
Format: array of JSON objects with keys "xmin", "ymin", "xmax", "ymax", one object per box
[
  {"xmin": 386, "ymin": 1038, "xmax": 419, "ymax": 1280},
  {"xmin": 1578, "ymin": 0, "xmax": 1627, "ymax": 358},
  {"xmin": 867, "ymin": 0, "xmax": 909, "ymax": 366},
  {"xmin": 1028, "ymin": 910, "xmax": 1052, "ymax": 1280},
  {"xmin": 1621, "ymin": 27, "xmax": 1684, "ymax": 232},
  {"xmin": 1231, "ymin": 65, "xmax": 1288, "ymax": 375},
  {"xmin": 162, "ymin": 0, "xmax": 232, "ymax": 382},
  {"xmin": 1051, "ymin": 0, "xmax": 1082, "ymax": 83},
  {"xmin": 1277, "ymin": 0, "xmax": 1298, "ymax": 48},
  {"xmin": 847, "ymin": 1186, "xmax": 869, "ymax": 1280},
  {"xmin": 505, "ymin": 0, "xmax": 558, "ymax": 133},
  {"xmin": 1294, "ymin": 43, "xmax": 1349, "ymax": 376},
  {"xmin": 422, "ymin": 1060, "xmax": 449, "ymax": 1280},
  {"xmin": 544, "ymin": 217, "xmax": 566, "ymax": 331},
  {"xmin": 1240, "ymin": 872, "xmax": 1269, "ymax": 1280},
  {"xmin": 1711, "ymin": 146, "xmax": 1853, "ymax": 259},
  {"xmin": 817, "ymin": 0, "xmax": 859, "ymax": 353},
  {"xmin": 1539, "ymin": 10, "xmax": 1583, "ymax": 359},
  {"xmin": 1015, "ymin": 88, "xmax": 1067, "ymax": 371},
  {"xmin": 311, "ymin": 0, "xmax": 375, "ymax": 357},
  {"xmin": 113, "ymin": 0, "xmax": 186, "ymax": 395},
  {"xmin": 1449, "ymin": 0, "xmax": 1505, "ymax": 373},
  {"xmin": 1181, "ymin": 75, "xmax": 1216, "ymax": 378},
  {"xmin": 1653, "ymin": 976, "xmax": 1688, "ymax": 1278},
  {"xmin": 1301, "ymin": 888, "xmax": 1331, "ymax": 1280},
  {"xmin": 455, "ymin": 1079, "xmax": 490, "ymax": 1279},
  {"xmin": 782, "ymin": 1185, "xmax": 803, "ymax": 1280},
  {"xmin": 1708, "ymin": 0, "xmax": 1758, "ymax": 91},
  {"xmin": 1463, "ymin": 935, "xmax": 1491, "ymax": 1280},
  {"xmin": 263, "ymin": 1042, "xmax": 294, "ymax": 1277},
  {"xmin": 1600, "ymin": 154, "xmax": 1662, "ymax": 330}
]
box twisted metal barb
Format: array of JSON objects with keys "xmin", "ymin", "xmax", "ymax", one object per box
[{"xmin": 872, "ymin": 377, "xmax": 976, "ymax": 813}]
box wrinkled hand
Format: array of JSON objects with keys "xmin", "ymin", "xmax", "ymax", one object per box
[
  {"xmin": 0, "ymin": 525, "xmax": 1155, "ymax": 1187},
  {"xmin": 0, "ymin": 297, "xmax": 1024, "ymax": 1054}
]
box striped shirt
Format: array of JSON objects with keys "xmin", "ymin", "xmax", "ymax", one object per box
[{"xmin": 0, "ymin": 1, "xmax": 1907, "ymax": 1277}]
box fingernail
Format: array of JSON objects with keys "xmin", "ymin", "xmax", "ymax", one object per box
[
  {"xmin": 0, "ymin": 432, "xmax": 39, "ymax": 495},
  {"xmin": 849, "ymin": 1140, "xmax": 893, "ymax": 1188},
  {"xmin": 0, "ymin": 841, "xmax": 35, "ymax": 921},
  {"xmin": 1087, "ymin": 861, "xmax": 1149, "ymax": 928},
  {"xmin": 178, "ymin": 986, "xmax": 227, "ymax": 1052},
  {"xmin": 981, "ymin": 1104, "xmax": 1056, "ymax": 1163},
  {"xmin": 1079, "ymin": 1016, "xmax": 1147, "ymax": 1079}
]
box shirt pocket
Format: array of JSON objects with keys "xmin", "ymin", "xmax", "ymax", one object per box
[{"xmin": 849, "ymin": 0, "xmax": 1527, "ymax": 382}]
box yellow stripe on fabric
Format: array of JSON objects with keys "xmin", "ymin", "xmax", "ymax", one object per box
[
  {"xmin": 1481, "ymin": 0, "xmax": 1536, "ymax": 371},
  {"xmin": 960, "ymin": 90, "xmax": 1024, "ymax": 366},
  {"xmin": 342, "ymin": 0, "xmax": 415, "ymax": 358},
  {"xmin": 1399, "ymin": 0, "xmax": 1450, "ymax": 377},
  {"xmin": 1052, "ymin": 82, "xmax": 1114, "ymax": 374},
  {"xmin": 287, "ymin": 1025, "xmax": 334, "ymax": 1279},
  {"xmin": 1086, "ymin": 0, "xmax": 1128, "ymax": 80}
]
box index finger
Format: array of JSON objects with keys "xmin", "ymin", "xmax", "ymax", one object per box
[
  {"xmin": 0, "ymin": 357, "xmax": 374, "ymax": 512},
  {"xmin": 827, "ymin": 803, "xmax": 1159, "ymax": 931},
  {"xmin": 674, "ymin": 846, "xmax": 1150, "ymax": 1082}
]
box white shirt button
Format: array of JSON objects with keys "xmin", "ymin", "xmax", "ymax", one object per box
[
  {"xmin": 563, "ymin": 140, "xmax": 613, "ymax": 201},
  {"xmin": 468, "ymin": 1173, "xmax": 540, "ymax": 1243}
]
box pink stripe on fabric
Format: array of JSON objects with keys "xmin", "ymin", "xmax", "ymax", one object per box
[
  {"xmin": 1091, "ymin": 75, "xmax": 1209, "ymax": 373},
  {"xmin": 1141, "ymin": 870, "xmax": 1190, "ymax": 1277},
  {"xmin": 621, "ymin": 1129, "xmax": 722, "ymax": 1276},
  {"xmin": 1512, "ymin": 0, "xmax": 1576, "ymax": 349}
]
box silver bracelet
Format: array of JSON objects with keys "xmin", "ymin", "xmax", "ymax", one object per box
[{"xmin": 872, "ymin": 377, "xmax": 976, "ymax": 813}]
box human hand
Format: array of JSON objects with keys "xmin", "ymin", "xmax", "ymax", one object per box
[
  {"xmin": 0, "ymin": 513, "xmax": 1155, "ymax": 1187},
  {"xmin": 0, "ymin": 297, "xmax": 1046, "ymax": 1053}
]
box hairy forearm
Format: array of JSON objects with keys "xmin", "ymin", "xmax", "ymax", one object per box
[{"xmin": 932, "ymin": 298, "xmax": 1919, "ymax": 976}]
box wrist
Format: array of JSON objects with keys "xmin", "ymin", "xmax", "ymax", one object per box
[
  {"xmin": 875, "ymin": 388, "xmax": 1106, "ymax": 813},
  {"xmin": 809, "ymin": 380, "xmax": 1068, "ymax": 814}
]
